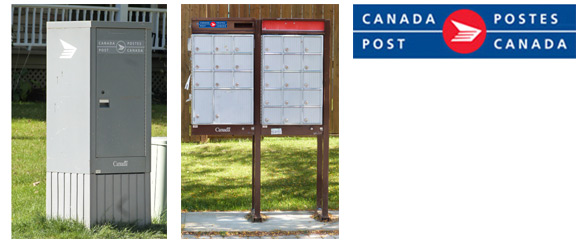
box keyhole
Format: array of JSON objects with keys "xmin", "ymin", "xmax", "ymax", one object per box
[{"xmin": 101, "ymin": 90, "xmax": 105, "ymax": 94}]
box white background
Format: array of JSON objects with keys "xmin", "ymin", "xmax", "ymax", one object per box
[{"xmin": 1, "ymin": 0, "xmax": 583, "ymax": 245}]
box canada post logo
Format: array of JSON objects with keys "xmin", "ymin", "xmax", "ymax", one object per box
[
  {"xmin": 353, "ymin": 4, "xmax": 576, "ymax": 58},
  {"xmin": 199, "ymin": 21, "xmax": 227, "ymax": 28}
]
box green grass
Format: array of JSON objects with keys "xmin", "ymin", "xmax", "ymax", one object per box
[
  {"xmin": 12, "ymin": 102, "xmax": 167, "ymax": 239},
  {"xmin": 181, "ymin": 137, "xmax": 339, "ymax": 211}
]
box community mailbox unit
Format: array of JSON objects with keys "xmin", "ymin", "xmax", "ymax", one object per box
[
  {"xmin": 46, "ymin": 21, "xmax": 152, "ymax": 227},
  {"xmin": 190, "ymin": 18, "xmax": 258, "ymax": 130},
  {"xmin": 260, "ymin": 19, "xmax": 331, "ymax": 221},
  {"xmin": 189, "ymin": 18, "xmax": 330, "ymax": 221}
]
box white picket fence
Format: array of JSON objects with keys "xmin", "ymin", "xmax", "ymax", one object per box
[{"xmin": 12, "ymin": 4, "xmax": 167, "ymax": 50}]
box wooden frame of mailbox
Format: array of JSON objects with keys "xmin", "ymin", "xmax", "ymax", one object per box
[{"xmin": 190, "ymin": 18, "xmax": 331, "ymax": 222}]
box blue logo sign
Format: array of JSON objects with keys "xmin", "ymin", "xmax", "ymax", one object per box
[
  {"xmin": 353, "ymin": 5, "xmax": 576, "ymax": 58},
  {"xmin": 199, "ymin": 21, "xmax": 228, "ymax": 28}
]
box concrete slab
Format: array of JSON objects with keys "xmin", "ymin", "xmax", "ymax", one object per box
[{"xmin": 182, "ymin": 211, "xmax": 339, "ymax": 232}]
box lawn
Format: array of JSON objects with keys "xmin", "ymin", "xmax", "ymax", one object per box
[
  {"xmin": 181, "ymin": 137, "xmax": 339, "ymax": 211},
  {"xmin": 11, "ymin": 102, "xmax": 167, "ymax": 239}
]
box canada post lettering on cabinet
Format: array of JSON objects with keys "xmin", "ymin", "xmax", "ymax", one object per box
[{"xmin": 353, "ymin": 4, "xmax": 576, "ymax": 58}]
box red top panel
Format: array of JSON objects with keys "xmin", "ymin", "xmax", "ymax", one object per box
[{"xmin": 262, "ymin": 20, "xmax": 325, "ymax": 31}]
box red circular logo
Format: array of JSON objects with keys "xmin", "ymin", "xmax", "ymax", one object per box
[
  {"xmin": 442, "ymin": 9, "xmax": 486, "ymax": 54},
  {"xmin": 210, "ymin": 21, "xmax": 216, "ymax": 27}
]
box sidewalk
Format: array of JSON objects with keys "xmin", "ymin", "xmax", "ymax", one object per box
[{"xmin": 182, "ymin": 211, "xmax": 339, "ymax": 239}]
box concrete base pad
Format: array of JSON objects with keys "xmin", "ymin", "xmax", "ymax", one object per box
[{"xmin": 182, "ymin": 211, "xmax": 339, "ymax": 232}]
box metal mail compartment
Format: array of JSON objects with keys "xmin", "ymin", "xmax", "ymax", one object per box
[
  {"xmin": 283, "ymin": 108, "xmax": 302, "ymax": 124},
  {"xmin": 264, "ymin": 90, "xmax": 283, "ymax": 106},
  {"xmin": 264, "ymin": 54, "xmax": 283, "ymax": 71},
  {"xmin": 303, "ymin": 54, "xmax": 322, "ymax": 71},
  {"xmin": 283, "ymin": 36, "xmax": 302, "ymax": 53},
  {"xmin": 263, "ymin": 36, "xmax": 282, "ymax": 52},
  {"xmin": 194, "ymin": 71, "xmax": 213, "ymax": 88},
  {"xmin": 191, "ymin": 34, "xmax": 254, "ymax": 125},
  {"xmin": 264, "ymin": 73, "xmax": 282, "ymax": 88},
  {"xmin": 261, "ymin": 35, "xmax": 324, "ymax": 125},
  {"xmin": 283, "ymin": 55, "xmax": 301, "ymax": 71},
  {"xmin": 283, "ymin": 73, "xmax": 301, "ymax": 88},
  {"xmin": 234, "ymin": 72, "xmax": 253, "ymax": 88},
  {"xmin": 263, "ymin": 108, "xmax": 282, "ymax": 124},
  {"xmin": 234, "ymin": 54, "xmax": 253, "ymax": 70},
  {"xmin": 194, "ymin": 54, "xmax": 213, "ymax": 70},
  {"xmin": 193, "ymin": 36, "xmax": 212, "ymax": 53},
  {"xmin": 214, "ymin": 36, "xmax": 232, "ymax": 52},
  {"xmin": 234, "ymin": 36, "xmax": 253, "ymax": 52},
  {"xmin": 303, "ymin": 72, "xmax": 322, "ymax": 88}
]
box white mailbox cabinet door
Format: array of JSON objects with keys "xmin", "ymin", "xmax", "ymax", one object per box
[
  {"xmin": 214, "ymin": 72, "xmax": 232, "ymax": 88},
  {"xmin": 194, "ymin": 71, "xmax": 213, "ymax": 88},
  {"xmin": 215, "ymin": 90, "xmax": 253, "ymax": 124},
  {"xmin": 214, "ymin": 55, "xmax": 233, "ymax": 70},
  {"xmin": 263, "ymin": 36, "xmax": 282, "ymax": 53},
  {"xmin": 303, "ymin": 107, "xmax": 322, "ymax": 124},
  {"xmin": 283, "ymin": 73, "xmax": 301, "ymax": 88},
  {"xmin": 303, "ymin": 54, "xmax": 322, "ymax": 71},
  {"xmin": 264, "ymin": 55, "xmax": 283, "ymax": 71},
  {"xmin": 234, "ymin": 36, "xmax": 253, "ymax": 53},
  {"xmin": 193, "ymin": 36, "xmax": 212, "ymax": 53},
  {"xmin": 303, "ymin": 73, "xmax": 322, "ymax": 88},
  {"xmin": 194, "ymin": 54, "xmax": 213, "ymax": 70},
  {"xmin": 264, "ymin": 73, "xmax": 282, "ymax": 89},
  {"xmin": 191, "ymin": 34, "xmax": 254, "ymax": 125},
  {"xmin": 283, "ymin": 36, "xmax": 302, "ymax": 53},
  {"xmin": 263, "ymin": 90, "xmax": 283, "ymax": 106},
  {"xmin": 283, "ymin": 108, "xmax": 302, "ymax": 124},
  {"xmin": 303, "ymin": 90, "xmax": 322, "ymax": 106},
  {"xmin": 283, "ymin": 55, "xmax": 301, "ymax": 71},
  {"xmin": 283, "ymin": 90, "xmax": 302, "ymax": 106},
  {"xmin": 303, "ymin": 36, "xmax": 323, "ymax": 53},
  {"xmin": 193, "ymin": 90, "xmax": 213, "ymax": 124},
  {"xmin": 263, "ymin": 108, "xmax": 282, "ymax": 124},
  {"xmin": 262, "ymin": 34, "xmax": 324, "ymax": 125},
  {"xmin": 234, "ymin": 54, "xmax": 253, "ymax": 70},
  {"xmin": 234, "ymin": 72, "xmax": 252, "ymax": 88},
  {"xmin": 214, "ymin": 36, "xmax": 232, "ymax": 53}
]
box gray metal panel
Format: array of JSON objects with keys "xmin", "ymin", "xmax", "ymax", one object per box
[
  {"xmin": 113, "ymin": 175, "xmax": 121, "ymax": 221},
  {"xmin": 105, "ymin": 175, "xmax": 113, "ymax": 221},
  {"xmin": 137, "ymin": 173, "xmax": 145, "ymax": 225},
  {"xmin": 48, "ymin": 21, "xmax": 152, "ymax": 30},
  {"xmin": 121, "ymin": 174, "xmax": 130, "ymax": 222},
  {"xmin": 52, "ymin": 172, "xmax": 58, "ymax": 216},
  {"xmin": 145, "ymin": 173, "xmax": 151, "ymax": 224},
  {"xmin": 87, "ymin": 173, "xmax": 94, "ymax": 227},
  {"xmin": 58, "ymin": 172, "xmax": 65, "ymax": 218},
  {"xmin": 93, "ymin": 156, "xmax": 147, "ymax": 174},
  {"xmin": 46, "ymin": 24, "xmax": 92, "ymax": 173},
  {"xmin": 46, "ymin": 172, "xmax": 51, "ymax": 218},
  {"xmin": 71, "ymin": 173, "xmax": 77, "ymax": 220},
  {"xmin": 129, "ymin": 174, "xmax": 137, "ymax": 222},
  {"xmin": 95, "ymin": 28, "xmax": 147, "ymax": 158},
  {"xmin": 64, "ymin": 173, "xmax": 71, "ymax": 219}
]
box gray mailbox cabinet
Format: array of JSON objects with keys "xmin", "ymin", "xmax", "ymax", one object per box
[{"xmin": 46, "ymin": 21, "xmax": 152, "ymax": 227}]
